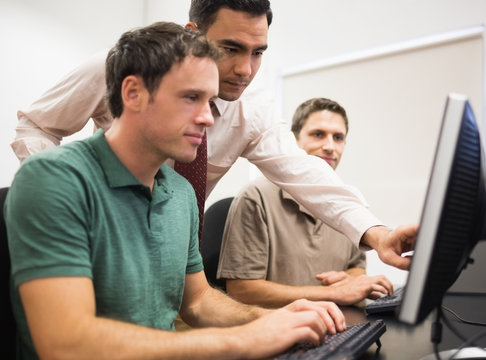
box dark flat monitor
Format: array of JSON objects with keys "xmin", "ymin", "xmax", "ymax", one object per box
[{"xmin": 398, "ymin": 93, "xmax": 486, "ymax": 325}]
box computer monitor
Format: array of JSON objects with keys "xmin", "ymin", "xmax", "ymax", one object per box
[{"xmin": 397, "ymin": 93, "xmax": 486, "ymax": 325}]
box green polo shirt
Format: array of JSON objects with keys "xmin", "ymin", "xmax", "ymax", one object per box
[{"xmin": 6, "ymin": 130, "xmax": 203, "ymax": 359}]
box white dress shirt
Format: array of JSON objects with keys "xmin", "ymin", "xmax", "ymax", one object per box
[{"xmin": 12, "ymin": 49, "xmax": 383, "ymax": 247}]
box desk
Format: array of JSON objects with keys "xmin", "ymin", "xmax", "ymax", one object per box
[{"xmin": 342, "ymin": 293, "xmax": 486, "ymax": 360}]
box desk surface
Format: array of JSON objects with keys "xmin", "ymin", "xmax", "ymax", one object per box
[{"xmin": 342, "ymin": 293, "xmax": 486, "ymax": 360}]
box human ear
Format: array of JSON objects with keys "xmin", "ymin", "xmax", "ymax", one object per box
[
  {"xmin": 121, "ymin": 75, "xmax": 147, "ymax": 112},
  {"xmin": 185, "ymin": 22, "xmax": 198, "ymax": 31}
]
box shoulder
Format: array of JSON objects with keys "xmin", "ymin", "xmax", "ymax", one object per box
[
  {"xmin": 234, "ymin": 176, "xmax": 280, "ymax": 205},
  {"xmin": 22, "ymin": 140, "xmax": 94, "ymax": 172},
  {"xmin": 8, "ymin": 142, "xmax": 99, "ymax": 221},
  {"xmin": 223, "ymin": 87, "xmax": 277, "ymax": 128},
  {"xmin": 15, "ymin": 140, "xmax": 100, "ymax": 194},
  {"xmin": 238, "ymin": 175, "xmax": 272, "ymax": 192}
]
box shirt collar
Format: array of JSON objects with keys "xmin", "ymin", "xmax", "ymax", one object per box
[
  {"xmin": 212, "ymin": 97, "xmax": 228, "ymax": 117},
  {"xmin": 281, "ymin": 189, "xmax": 315, "ymax": 219},
  {"xmin": 87, "ymin": 129, "xmax": 163, "ymax": 189}
]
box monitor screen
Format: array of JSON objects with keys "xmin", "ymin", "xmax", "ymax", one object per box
[{"xmin": 397, "ymin": 93, "xmax": 486, "ymax": 325}]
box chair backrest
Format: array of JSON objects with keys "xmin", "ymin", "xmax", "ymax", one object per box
[
  {"xmin": 0, "ymin": 186, "xmax": 17, "ymax": 358},
  {"xmin": 200, "ymin": 197, "xmax": 234, "ymax": 291}
]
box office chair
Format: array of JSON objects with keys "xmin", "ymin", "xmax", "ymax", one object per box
[
  {"xmin": 200, "ymin": 197, "xmax": 234, "ymax": 291},
  {"xmin": 0, "ymin": 186, "xmax": 17, "ymax": 358}
]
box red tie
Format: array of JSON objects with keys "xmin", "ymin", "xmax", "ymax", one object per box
[{"xmin": 174, "ymin": 132, "xmax": 207, "ymax": 246}]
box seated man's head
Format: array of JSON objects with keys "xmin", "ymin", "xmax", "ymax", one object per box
[
  {"xmin": 188, "ymin": 0, "xmax": 272, "ymax": 101},
  {"xmin": 291, "ymin": 98, "xmax": 349, "ymax": 170},
  {"xmin": 105, "ymin": 21, "xmax": 221, "ymax": 164},
  {"xmin": 105, "ymin": 21, "xmax": 220, "ymax": 119}
]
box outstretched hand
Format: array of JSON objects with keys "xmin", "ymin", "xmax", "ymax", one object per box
[{"xmin": 361, "ymin": 224, "xmax": 418, "ymax": 270}]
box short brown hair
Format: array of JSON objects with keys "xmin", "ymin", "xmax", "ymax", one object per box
[
  {"xmin": 291, "ymin": 97, "xmax": 349, "ymax": 137},
  {"xmin": 106, "ymin": 21, "xmax": 221, "ymax": 118}
]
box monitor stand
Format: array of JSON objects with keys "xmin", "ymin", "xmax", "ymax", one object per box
[{"xmin": 420, "ymin": 347, "xmax": 486, "ymax": 360}]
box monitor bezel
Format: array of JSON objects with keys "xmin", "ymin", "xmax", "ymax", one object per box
[{"xmin": 398, "ymin": 93, "xmax": 473, "ymax": 325}]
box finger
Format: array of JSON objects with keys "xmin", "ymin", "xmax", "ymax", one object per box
[
  {"xmin": 367, "ymin": 291, "xmax": 383, "ymax": 300},
  {"xmin": 291, "ymin": 309, "xmax": 328, "ymax": 345},
  {"xmin": 317, "ymin": 309, "xmax": 337, "ymax": 335},
  {"xmin": 373, "ymin": 276, "xmax": 394, "ymax": 294},
  {"xmin": 316, "ymin": 274, "xmax": 330, "ymax": 285},
  {"xmin": 266, "ymin": 309, "xmax": 327, "ymax": 350},
  {"xmin": 393, "ymin": 254, "xmax": 412, "ymax": 270},
  {"xmin": 381, "ymin": 250, "xmax": 412, "ymax": 270},
  {"xmin": 327, "ymin": 274, "xmax": 349, "ymax": 286},
  {"xmin": 295, "ymin": 303, "xmax": 336, "ymax": 335},
  {"xmin": 309, "ymin": 312, "xmax": 328, "ymax": 343},
  {"xmin": 316, "ymin": 271, "xmax": 340, "ymax": 284},
  {"xmin": 371, "ymin": 283, "xmax": 389, "ymax": 296},
  {"xmin": 289, "ymin": 300, "xmax": 347, "ymax": 334},
  {"xmin": 396, "ymin": 224, "xmax": 419, "ymax": 251},
  {"xmin": 300, "ymin": 328, "xmax": 324, "ymax": 347},
  {"xmin": 330, "ymin": 272, "xmax": 347, "ymax": 283},
  {"xmin": 400, "ymin": 223, "xmax": 419, "ymax": 237},
  {"xmin": 317, "ymin": 303, "xmax": 346, "ymax": 333},
  {"xmin": 385, "ymin": 278, "xmax": 394, "ymax": 294}
]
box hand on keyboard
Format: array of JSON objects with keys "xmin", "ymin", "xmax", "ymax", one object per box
[
  {"xmin": 314, "ymin": 273, "xmax": 395, "ymax": 306},
  {"xmin": 275, "ymin": 319, "xmax": 387, "ymax": 359},
  {"xmin": 235, "ymin": 299, "xmax": 346, "ymax": 359},
  {"xmin": 365, "ymin": 286, "xmax": 405, "ymax": 315}
]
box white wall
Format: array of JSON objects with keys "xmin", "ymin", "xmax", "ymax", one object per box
[
  {"xmin": 279, "ymin": 27, "xmax": 484, "ymax": 285},
  {"xmin": 1, "ymin": 0, "xmax": 485, "ymax": 286},
  {"xmin": 0, "ymin": 0, "xmax": 145, "ymax": 187}
]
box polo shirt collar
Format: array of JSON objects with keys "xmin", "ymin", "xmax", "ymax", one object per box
[
  {"xmin": 281, "ymin": 189, "xmax": 315, "ymax": 219},
  {"xmin": 88, "ymin": 129, "xmax": 168, "ymax": 187}
]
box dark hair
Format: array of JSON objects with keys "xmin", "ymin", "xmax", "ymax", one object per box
[
  {"xmin": 105, "ymin": 21, "xmax": 220, "ymax": 118},
  {"xmin": 189, "ymin": 0, "xmax": 273, "ymax": 33},
  {"xmin": 291, "ymin": 97, "xmax": 349, "ymax": 137}
]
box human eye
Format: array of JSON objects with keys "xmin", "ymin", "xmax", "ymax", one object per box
[
  {"xmin": 334, "ymin": 134, "xmax": 345, "ymax": 142},
  {"xmin": 311, "ymin": 131, "xmax": 324, "ymax": 138},
  {"xmin": 185, "ymin": 94, "xmax": 198, "ymax": 102},
  {"xmin": 221, "ymin": 46, "xmax": 238, "ymax": 55}
]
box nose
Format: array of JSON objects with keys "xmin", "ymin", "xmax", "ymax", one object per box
[
  {"xmin": 233, "ymin": 55, "xmax": 252, "ymax": 78},
  {"xmin": 196, "ymin": 101, "xmax": 215, "ymax": 128},
  {"xmin": 321, "ymin": 135, "xmax": 335, "ymax": 152}
]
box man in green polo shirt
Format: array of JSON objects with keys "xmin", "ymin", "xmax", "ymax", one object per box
[{"xmin": 5, "ymin": 21, "xmax": 345, "ymax": 360}]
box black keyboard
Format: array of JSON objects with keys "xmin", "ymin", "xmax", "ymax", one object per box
[
  {"xmin": 275, "ymin": 319, "xmax": 386, "ymax": 360},
  {"xmin": 365, "ymin": 286, "xmax": 404, "ymax": 315}
]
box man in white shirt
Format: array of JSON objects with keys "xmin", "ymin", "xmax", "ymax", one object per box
[{"xmin": 11, "ymin": 0, "xmax": 417, "ymax": 270}]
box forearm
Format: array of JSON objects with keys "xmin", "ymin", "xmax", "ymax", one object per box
[
  {"xmin": 180, "ymin": 285, "xmax": 269, "ymax": 328},
  {"xmin": 20, "ymin": 277, "xmax": 249, "ymax": 360},
  {"xmin": 11, "ymin": 115, "xmax": 60, "ymax": 162},
  {"xmin": 21, "ymin": 274, "xmax": 346, "ymax": 360},
  {"xmin": 12, "ymin": 49, "xmax": 110, "ymax": 162},
  {"xmin": 247, "ymin": 132, "xmax": 383, "ymax": 247},
  {"xmin": 226, "ymin": 279, "xmax": 344, "ymax": 308},
  {"xmin": 346, "ymin": 267, "xmax": 366, "ymax": 277},
  {"xmin": 40, "ymin": 314, "xmax": 254, "ymax": 360}
]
